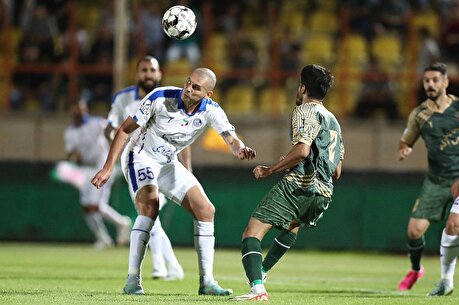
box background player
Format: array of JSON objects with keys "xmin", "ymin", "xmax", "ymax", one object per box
[
  {"xmin": 63, "ymin": 99, "xmax": 131, "ymax": 249},
  {"xmin": 105, "ymin": 56, "xmax": 184, "ymax": 280},
  {"xmin": 398, "ymin": 62, "xmax": 459, "ymax": 291},
  {"xmin": 232, "ymin": 64, "xmax": 344, "ymax": 301},
  {"xmin": 91, "ymin": 68, "xmax": 256, "ymax": 295}
]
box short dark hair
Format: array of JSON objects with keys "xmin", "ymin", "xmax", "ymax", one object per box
[
  {"xmin": 136, "ymin": 55, "xmax": 160, "ymax": 69},
  {"xmin": 424, "ymin": 62, "xmax": 448, "ymax": 77},
  {"xmin": 300, "ymin": 64, "xmax": 334, "ymax": 100}
]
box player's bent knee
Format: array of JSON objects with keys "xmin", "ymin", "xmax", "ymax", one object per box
[{"xmin": 193, "ymin": 201, "xmax": 215, "ymax": 220}]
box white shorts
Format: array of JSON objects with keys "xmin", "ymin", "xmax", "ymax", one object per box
[
  {"xmin": 121, "ymin": 148, "xmax": 201, "ymax": 205},
  {"xmin": 80, "ymin": 166, "xmax": 113, "ymax": 206},
  {"xmin": 451, "ymin": 196, "xmax": 459, "ymax": 214}
]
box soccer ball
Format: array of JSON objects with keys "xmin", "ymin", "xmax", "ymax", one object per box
[{"xmin": 162, "ymin": 5, "xmax": 197, "ymax": 40}]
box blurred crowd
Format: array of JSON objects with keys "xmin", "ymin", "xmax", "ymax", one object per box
[{"xmin": 2, "ymin": 0, "xmax": 459, "ymax": 120}]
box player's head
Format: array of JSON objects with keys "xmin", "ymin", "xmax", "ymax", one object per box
[
  {"xmin": 136, "ymin": 56, "xmax": 162, "ymax": 94},
  {"xmin": 71, "ymin": 98, "xmax": 88, "ymax": 124},
  {"xmin": 297, "ymin": 64, "xmax": 334, "ymax": 105},
  {"xmin": 181, "ymin": 68, "xmax": 216, "ymax": 104},
  {"xmin": 423, "ymin": 62, "xmax": 448, "ymax": 101}
]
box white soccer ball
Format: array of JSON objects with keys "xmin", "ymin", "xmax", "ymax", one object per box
[{"xmin": 162, "ymin": 5, "xmax": 197, "ymax": 40}]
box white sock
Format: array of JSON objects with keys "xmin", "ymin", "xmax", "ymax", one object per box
[
  {"xmin": 194, "ymin": 220, "xmax": 215, "ymax": 286},
  {"xmin": 84, "ymin": 212, "xmax": 111, "ymax": 243},
  {"xmin": 128, "ymin": 215, "xmax": 154, "ymax": 275},
  {"xmin": 440, "ymin": 229, "xmax": 459, "ymax": 283},
  {"xmin": 149, "ymin": 219, "xmax": 167, "ymax": 276},
  {"xmin": 99, "ymin": 202, "xmax": 127, "ymax": 227}
]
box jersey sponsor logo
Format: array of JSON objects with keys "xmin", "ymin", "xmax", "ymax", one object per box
[
  {"xmin": 192, "ymin": 118, "xmax": 202, "ymax": 127},
  {"xmin": 152, "ymin": 145, "xmax": 174, "ymax": 163},
  {"xmin": 439, "ymin": 127, "xmax": 459, "ymax": 151}
]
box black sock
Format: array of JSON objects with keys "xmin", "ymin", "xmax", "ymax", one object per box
[{"xmin": 407, "ymin": 237, "xmax": 425, "ymax": 271}]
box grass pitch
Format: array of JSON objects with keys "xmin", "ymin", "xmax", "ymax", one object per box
[{"xmin": 0, "ymin": 243, "xmax": 457, "ymax": 304}]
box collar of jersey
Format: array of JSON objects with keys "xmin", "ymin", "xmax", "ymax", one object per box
[{"xmin": 177, "ymin": 91, "xmax": 207, "ymax": 116}]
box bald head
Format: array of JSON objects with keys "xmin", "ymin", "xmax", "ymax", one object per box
[{"xmin": 193, "ymin": 68, "xmax": 217, "ymax": 91}]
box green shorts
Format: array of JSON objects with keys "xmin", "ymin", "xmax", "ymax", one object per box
[
  {"xmin": 411, "ymin": 176, "xmax": 454, "ymax": 222},
  {"xmin": 252, "ymin": 177, "xmax": 331, "ymax": 230}
]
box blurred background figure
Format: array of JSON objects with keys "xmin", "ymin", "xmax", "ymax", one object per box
[
  {"xmin": 354, "ymin": 56, "xmax": 399, "ymax": 121},
  {"xmin": 440, "ymin": 0, "xmax": 459, "ymax": 67},
  {"xmin": 138, "ymin": 1, "xmax": 166, "ymax": 63},
  {"xmin": 60, "ymin": 99, "xmax": 131, "ymax": 249}
]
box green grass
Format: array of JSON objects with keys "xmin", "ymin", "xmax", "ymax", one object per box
[{"xmin": 0, "ymin": 243, "xmax": 457, "ymax": 304}]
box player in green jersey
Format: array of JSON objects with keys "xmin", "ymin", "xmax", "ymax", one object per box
[
  {"xmin": 398, "ymin": 62, "xmax": 459, "ymax": 292},
  {"xmin": 231, "ymin": 64, "xmax": 344, "ymax": 301}
]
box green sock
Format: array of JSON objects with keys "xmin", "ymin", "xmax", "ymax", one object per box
[
  {"xmin": 407, "ymin": 236, "xmax": 425, "ymax": 271},
  {"xmin": 241, "ymin": 237, "xmax": 263, "ymax": 286},
  {"xmin": 262, "ymin": 230, "xmax": 297, "ymax": 272}
]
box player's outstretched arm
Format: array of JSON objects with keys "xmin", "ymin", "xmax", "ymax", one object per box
[
  {"xmin": 398, "ymin": 141, "xmax": 413, "ymax": 161},
  {"xmin": 92, "ymin": 116, "xmax": 139, "ymax": 189},
  {"xmin": 253, "ymin": 142, "xmax": 310, "ymax": 179},
  {"xmin": 220, "ymin": 131, "xmax": 256, "ymax": 160}
]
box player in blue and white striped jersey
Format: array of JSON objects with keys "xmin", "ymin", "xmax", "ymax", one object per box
[
  {"xmin": 92, "ymin": 68, "xmax": 256, "ymax": 296},
  {"xmin": 105, "ymin": 56, "xmax": 184, "ymax": 281}
]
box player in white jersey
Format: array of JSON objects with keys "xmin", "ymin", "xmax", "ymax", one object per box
[
  {"xmin": 92, "ymin": 68, "xmax": 256, "ymax": 296},
  {"xmin": 105, "ymin": 56, "xmax": 184, "ymax": 280},
  {"xmin": 63, "ymin": 100, "xmax": 131, "ymax": 249},
  {"xmin": 428, "ymin": 178, "xmax": 459, "ymax": 296}
]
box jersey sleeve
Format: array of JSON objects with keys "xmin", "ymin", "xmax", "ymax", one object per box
[
  {"xmin": 132, "ymin": 92, "xmax": 157, "ymax": 128},
  {"xmin": 291, "ymin": 105, "xmax": 321, "ymax": 146},
  {"xmin": 207, "ymin": 106, "xmax": 236, "ymax": 135},
  {"xmin": 400, "ymin": 108, "xmax": 421, "ymax": 146}
]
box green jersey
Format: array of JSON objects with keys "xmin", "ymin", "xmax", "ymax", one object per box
[
  {"xmin": 401, "ymin": 95, "xmax": 459, "ymax": 182},
  {"xmin": 285, "ymin": 103, "xmax": 344, "ymax": 198}
]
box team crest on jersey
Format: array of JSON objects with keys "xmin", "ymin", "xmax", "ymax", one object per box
[
  {"xmin": 181, "ymin": 119, "xmax": 190, "ymax": 126},
  {"xmin": 139, "ymin": 100, "xmax": 152, "ymax": 116},
  {"xmin": 193, "ymin": 118, "xmax": 202, "ymax": 127}
]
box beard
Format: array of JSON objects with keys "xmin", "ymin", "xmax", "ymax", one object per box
[
  {"xmin": 426, "ymin": 89, "xmax": 440, "ymax": 101},
  {"xmin": 138, "ymin": 79, "xmax": 159, "ymax": 93}
]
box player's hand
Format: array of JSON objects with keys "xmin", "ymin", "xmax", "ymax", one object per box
[
  {"xmin": 451, "ymin": 179, "xmax": 459, "ymax": 198},
  {"xmin": 398, "ymin": 147, "xmax": 412, "ymax": 160},
  {"xmin": 91, "ymin": 167, "xmax": 112, "ymax": 189},
  {"xmin": 253, "ymin": 165, "xmax": 272, "ymax": 179},
  {"xmin": 238, "ymin": 146, "xmax": 256, "ymax": 160}
]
